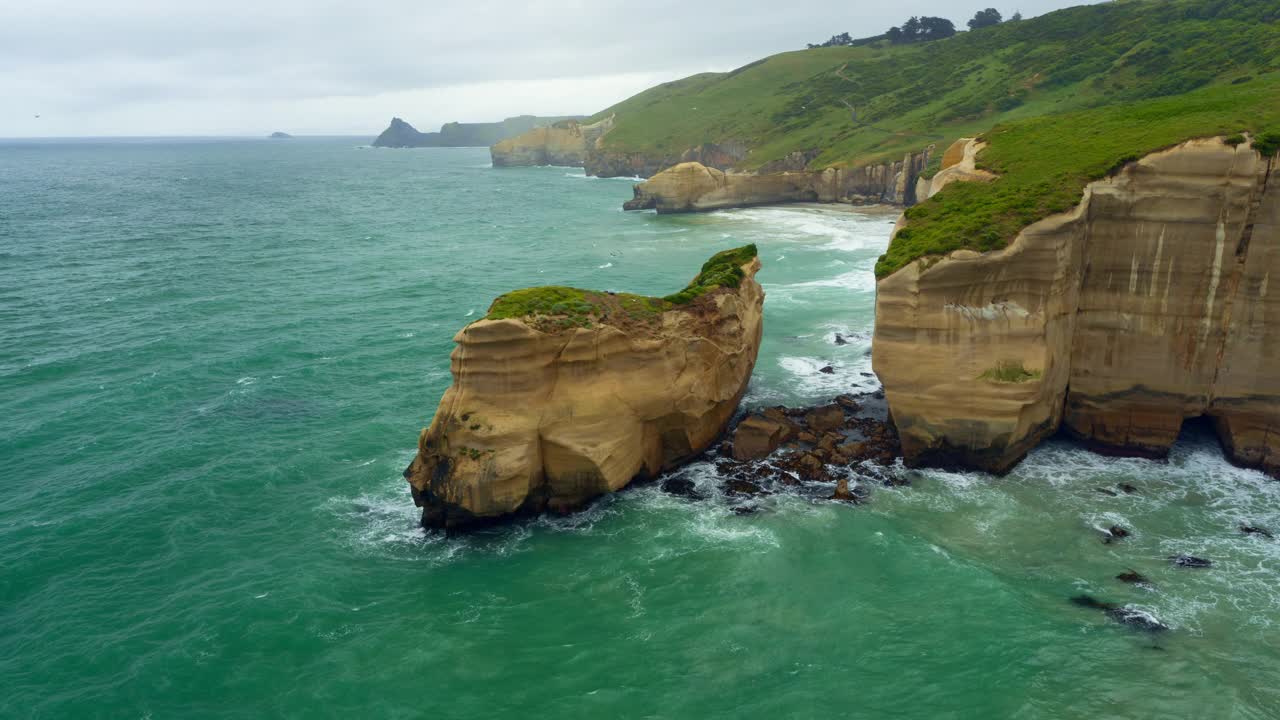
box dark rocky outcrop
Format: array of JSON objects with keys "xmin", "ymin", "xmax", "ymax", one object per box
[
  {"xmin": 1101, "ymin": 525, "xmax": 1130, "ymax": 544},
  {"xmin": 373, "ymin": 115, "xmax": 584, "ymax": 148},
  {"xmin": 1117, "ymin": 570, "xmax": 1153, "ymax": 586},
  {"xmin": 1071, "ymin": 595, "xmax": 1168, "ymax": 632}
]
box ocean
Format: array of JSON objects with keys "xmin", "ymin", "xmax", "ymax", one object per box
[{"xmin": 2, "ymin": 138, "xmax": 1278, "ymax": 719}]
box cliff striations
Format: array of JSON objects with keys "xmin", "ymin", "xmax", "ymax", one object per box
[
  {"xmin": 490, "ymin": 116, "xmax": 615, "ymax": 168},
  {"xmin": 404, "ymin": 247, "xmax": 765, "ymax": 529},
  {"xmin": 874, "ymin": 137, "xmax": 1280, "ymax": 476},
  {"xmin": 623, "ymin": 150, "xmax": 932, "ymax": 213}
]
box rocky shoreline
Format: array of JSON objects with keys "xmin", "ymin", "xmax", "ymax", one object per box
[{"xmin": 656, "ymin": 389, "xmax": 904, "ymax": 513}]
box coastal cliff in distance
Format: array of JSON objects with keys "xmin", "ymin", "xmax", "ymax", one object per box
[
  {"xmin": 373, "ymin": 115, "xmax": 584, "ymax": 148},
  {"xmin": 622, "ymin": 149, "xmax": 931, "ymax": 213},
  {"xmin": 404, "ymin": 246, "xmax": 764, "ymax": 530},
  {"xmin": 874, "ymin": 137, "xmax": 1280, "ymax": 476},
  {"xmin": 490, "ymin": 116, "xmax": 615, "ymax": 168}
]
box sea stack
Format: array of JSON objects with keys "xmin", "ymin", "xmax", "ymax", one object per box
[
  {"xmin": 873, "ymin": 137, "xmax": 1280, "ymax": 476},
  {"xmin": 404, "ymin": 246, "xmax": 764, "ymax": 529}
]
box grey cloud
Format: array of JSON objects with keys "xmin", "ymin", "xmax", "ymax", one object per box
[{"xmin": 1, "ymin": 0, "xmax": 1104, "ymax": 136}]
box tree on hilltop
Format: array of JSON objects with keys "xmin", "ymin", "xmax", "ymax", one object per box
[
  {"xmin": 808, "ymin": 31, "xmax": 854, "ymax": 48},
  {"xmin": 888, "ymin": 16, "xmax": 956, "ymax": 44},
  {"xmin": 968, "ymin": 8, "xmax": 1003, "ymax": 30}
]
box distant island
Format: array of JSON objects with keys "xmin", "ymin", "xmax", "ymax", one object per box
[
  {"xmin": 371, "ymin": 115, "xmax": 584, "ymax": 148},
  {"xmin": 269, "ymin": 132, "xmax": 292, "ymax": 139}
]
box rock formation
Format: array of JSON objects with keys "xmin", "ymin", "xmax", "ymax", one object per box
[
  {"xmin": 622, "ymin": 150, "xmax": 932, "ymax": 213},
  {"xmin": 490, "ymin": 116, "xmax": 615, "ymax": 168},
  {"xmin": 874, "ymin": 137, "xmax": 1280, "ymax": 476},
  {"xmin": 373, "ymin": 115, "xmax": 583, "ymax": 148},
  {"xmin": 404, "ymin": 247, "xmax": 764, "ymax": 529},
  {"xmin": 914, "ymin": 138, "xmax": 995, "ymax": 201},
  {"xmin": 578, "ymin": 141, "xmax": 751, "ymax": 179}
]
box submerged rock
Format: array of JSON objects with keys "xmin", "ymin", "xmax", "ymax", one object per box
[
  {"xmin": 661, "ymin": 476, "xmax": 705, "ymax": 500},
  {"xmin": 1117, "ymin": 570, "xmax": 1153, "ymax": 586},
  {"xmin": 1240, "ymin": 524, "xmax": 1274, "ymax": 539},
  {"xmin": 404, "ymin": 246, "xmax": 763, "ymax": 530},
  {"xmin": 1170, "ymin": 555, "xmax": 1213, "ymax": 568},
  {"xmin": 1070, "ymin": 595, "xmax": 1168, "ymax": 632},
  {"xmin": 724, "ymin": 479, "xmax": 767, "ymax": 497},
  {"xmin": 1102, "ymin": 525, "xmax": 1131, "ymax": 544},
  {"xmin": 834, "ymin": 333, "xmax": 849, "ymax": 346}
]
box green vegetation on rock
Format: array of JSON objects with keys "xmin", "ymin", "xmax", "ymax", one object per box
[
  {"xmin": 978, "ymin": 360, "xmax": 1042, "ymax": 383},
  {"xmin": 484, "ymin": 245, "xmax": 757, "ymax": 329},
  {"xmin": 663, "ymin": 244, "xmax": 758, "ymax": 305},
  {"xmin": 876, "ymin": 77, "xmax": 1280, "ymax": 277}
]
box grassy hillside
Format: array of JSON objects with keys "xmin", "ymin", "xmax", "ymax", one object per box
[
  {"xmin": 876, "ymin": 76, "xmax": 1280, "ymax": 277},
  {"xmin": 591, "ymin": 0, "xmax": 1280, "ymax": 171}
]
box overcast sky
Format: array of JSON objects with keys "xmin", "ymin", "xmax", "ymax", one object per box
[{"xmin": 1, "ymin": 0, "xmax": 1104, "ymax": 138}]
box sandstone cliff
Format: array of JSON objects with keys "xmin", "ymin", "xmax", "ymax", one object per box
[
  {"xmin": 582, "ymin": 140, "xmax": 749, "ymax": 179},
  {"xmin": 874, "ymin": 137, "xmax": 1280, "ymax": 476},
  {"xmin": 490, "ymin": 116, "xmax": 615, "ymax": 168},
  {"xmin": 623, "ymin": 150, "xmax": 932, "ymax": 213},
  {"xmin": 404, "ymin": 247, "xmax": 765, "ymax": 529}
]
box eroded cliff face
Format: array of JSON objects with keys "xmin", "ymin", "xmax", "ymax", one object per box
[
  {"xmin": 490, "ymin": 116, "xmax": 615, "ymax": 168},
  {"xmin": 404, "ymin": 256, "xmax": 765, "ymax": 529},
  {"xmin": 623, "ymin": 150, "xmax": 932, "ymax": 213},
  {"xmin": 874, "ymin": 138, "xmax": 1280, "ymax": 476},
  {"xmin": 582, "ymin": 141, "xmax": 750, "ymax": 179}
]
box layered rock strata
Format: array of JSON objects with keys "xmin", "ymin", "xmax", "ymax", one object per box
[
  {"xmin": 404, "ymin": 249, "xmax": 765, "ymax": 529},
  {"xmin": 874, "ymin": 137, "xmax": 1280, "ymax": 476},
  {"xmin": 490, "ymin": 116, "xmax": 615, "ymax": 167},
  {"xmin": 583, "ymin": 141, "xmax": 750, "ymax": 179},
  {"xmin": 623, "ymin": 150, "xmax": 932, "ymax": 213}
]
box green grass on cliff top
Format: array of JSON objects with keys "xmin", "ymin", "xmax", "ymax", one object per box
[
  {"xmin": 874, "ymin": 76, "xmax": 1280, "ymax": 277},
  {"xmin": 485, "ymin": 245, "xmax": 757, "ymax": 327},
  {"xmin": 590, "ymin": 0, "xmax": 1280, "ymax": 172}
]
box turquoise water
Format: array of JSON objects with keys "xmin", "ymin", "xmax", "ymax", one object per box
[{"xmin": 2, "ymin": 139, "xmax": 1279, "ymax": 719}]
